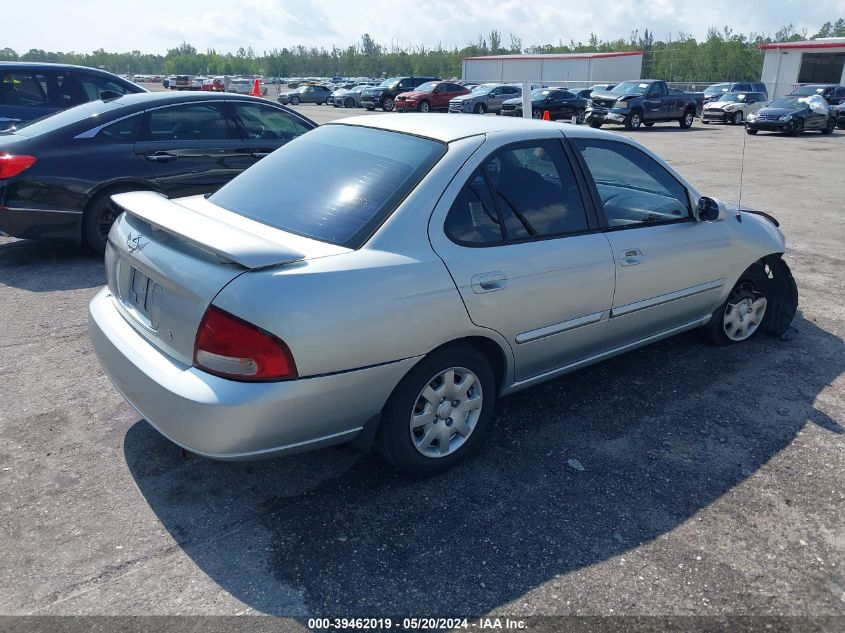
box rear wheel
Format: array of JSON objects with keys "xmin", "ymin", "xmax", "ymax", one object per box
[
  {"xmin": 702, "ymin": 264, "xmax": 769, "ymax": 346},
  {"xmin": 576, "ymin": 108, "xmax": 586, "ymax": 124},
  {"xmin": 377, "ymin": 345, "xmax": 495, "ymax": 476},
  {"xmin": 83, "ymin": 185, "xmax": 149, "ymax": 255},
  {"xmin": 821, "ymin": 117, "xmax": 835, "ymax": 134},
  {"xmin": 679, "ymin": 109, "xmax": 695, "ymax": 128},
  {"xmin": 732, "ymin": 111, "xmax": 744, "ymax": 125}
]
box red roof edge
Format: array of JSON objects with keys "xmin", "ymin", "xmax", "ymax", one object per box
[
  {"xmin": 759, "ymin": 41, "xmax": 845, "ymax": 50},
  {"xmin": 461, "ymin": 51, "xmax": 644, "ymax": 62}
]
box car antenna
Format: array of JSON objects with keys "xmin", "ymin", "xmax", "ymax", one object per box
[{"xmin": 736, "ymin": 128, "xmax": 747, "ymax": 222}]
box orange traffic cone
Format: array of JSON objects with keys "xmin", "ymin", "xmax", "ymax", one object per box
[
  {"xmin": 250, "ymin": 79, "xmax": 261, "ymax": 97},
  {"xmin": 542, "ymin": 110, "xmax": 550, "ymax": 121}
]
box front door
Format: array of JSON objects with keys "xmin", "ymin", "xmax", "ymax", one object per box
[
  {"xmin": 135, "ymin": 101, "xmax": 253, "ymax": 198},
  {"xmin": 429, "ymin": 138, "xmax": 616, "ymax": 382},
  {"xmin": 571, "ymin": 138, "xmax": 732, "ymax": 348}
]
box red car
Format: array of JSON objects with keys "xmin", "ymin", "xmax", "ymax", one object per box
[
  {"xmin": 201, "ymin": 77, "xmax": 226, "ymax": 92},
  {"xmin": 394, "ymin": 81, "xmax": 470, "ymax": 112}
]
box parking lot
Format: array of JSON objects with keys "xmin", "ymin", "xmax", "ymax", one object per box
[{"xmin": 1, "ymin": 109, "xmax": 844, "ymax": 623}]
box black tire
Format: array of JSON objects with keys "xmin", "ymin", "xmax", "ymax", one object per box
[
  {"xmin": 366, "ymin": 107, "xmax": 375, "ymax": 111},
  {"xmin": 643, "ymin": 121, "xmax": 655, "ymax": 127},
  {"xmin": 576, "ymin": 108, "xmax": 586, "ymax": 124},
  {"xmin": 679, "ymin": 109, "xmax": 695, "ymax": 128},
  {"xmin": 746, "ymin": 127, "xmax": 758, "ymax": 135},
  {"xmin": 589, "ymin": 121, "xmax": 603, "ymax": 129},
  {"xmin": 624, "ymin": 110, "xmax": 642, "ymax": 130},
  {"xmin": 382, "ymin": 97, "xmax": 395, "ymax": 112},
  {"xmin": 701, "ymin": 264, "xmax": 770, "ymax": 346},
  {"xmin": 289, "ymin": 96, "xmax": 300, "ymax": 106},
  {"xmin": 790, "ymin": 118, "xmax": 804, "ymax": 136},
  {"xmin": 821, "ymin": 117, "xmax": 835, "ymax": 134},
  {"xmin": 732, "ymin": 111, "xmax": 744, "ymax": 125},
  {"xmin": 474, "ymin": 102, "xmax": 486, "ymax": 114},
  {"xmin": 418, "ymin": 100, "xmax": 430, "ymax": 113},
  {"xmin": 702, "ymin": 120, "xmax": 710, "ymax": 124},
  {"xmin": 344, "ymin": 97, "xmax": 355, "ymax": 108},
  {"xmin": 376, "ymin": 344, "xmax": 496, "ymax": 476},
  {"xmin": 83, "ymin": 185, "xmax": 149, "ymax": 255}
]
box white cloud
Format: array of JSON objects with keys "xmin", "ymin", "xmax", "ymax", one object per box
[{"xmin": 3, "ymin": 0, "xmax": 844, "ymax": 54}]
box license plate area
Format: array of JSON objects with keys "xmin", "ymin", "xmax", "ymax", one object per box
[{"xmin": 122, "ymin": 265, "xmax": 163, "ymax": 331}]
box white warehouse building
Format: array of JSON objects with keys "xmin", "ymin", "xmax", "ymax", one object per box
[
  {"xmin": 761, "ymin": 38, "xmax": 845, "ymax": 98},
  {"xmin": 461, "ymin": 51, "xmax": 644, "ymax": 86}
]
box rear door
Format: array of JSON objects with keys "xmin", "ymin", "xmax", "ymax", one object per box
[
  {"xmin": 230, "ymin": 100, "xmax": 315, "ymax": 161},
  {"xmin": 135, "ymin": 101, "xmax": 253, "ymax": 197},
  {"xmin": 572, "ymin": 138, "xmax": 732, "ymax": 348},
  {"xmin": 429, "ymin": 137, "xmax": 616, "ymax": 382},
  {"xmin": 0, "ymin": 69, "xmax": 70, "ymax": 128}
]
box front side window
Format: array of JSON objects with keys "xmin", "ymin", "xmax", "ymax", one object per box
[
  {"xmin": 445, "ymin": 140, "xmax": 589, "ymax": 245},
  {"xmin": 140, "ymin": 103, "xmax": 239, "ymax": 141},
  {"xmin": 210, "ymin": 124, "xmax": 445, "ymax": 248},
  {"xmin": 574, "ymin": 139, "xmax": 690, "ymax": 228},
  {"xmin": 77, "ymin": 74, "xmax": 131, "ymax": 101},
  {"xmin": 232, "ymin": 103, "xmax": 312, "ymax": 141}
]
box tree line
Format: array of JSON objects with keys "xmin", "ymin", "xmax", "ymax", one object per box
[{"xmin": 1, "ymin": 19, "xmax": 843, "ymax": 82}]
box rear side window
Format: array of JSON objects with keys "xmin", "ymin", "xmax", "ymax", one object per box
[
  {"xmin": 445, "ymin": 140, "xmax": 589, "ymax": 244},
  {"xmin": 140, "ymin": 103, "xmax": 239, "ymax": 141},
  {"xmin": 0, "ymin": 73, "xmax": 48, "ymax": 107},
  {"xmin": 95, "ymin": 115, "xmax": 140, "ymax": 142},
  {"xmin": 209, "ymin": 125, "xmax": 445, "ymax": 248}
]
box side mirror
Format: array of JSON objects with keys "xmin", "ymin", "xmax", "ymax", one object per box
[
  {"xmin": 697, "ymin": 196, "xmax": 723, "ymax": 222},
  {"xmin": 99, "ymin": 90, "xmax": 122, "ymax": 101}
]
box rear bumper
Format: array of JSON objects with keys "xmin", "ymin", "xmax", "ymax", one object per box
[
  {"xmin": 89, "ymin": 288, "xmax": 419, "ymax": 460},
  {"xmin": 0, "ymin": 206, "xmax": 82, "ymax": 241}
]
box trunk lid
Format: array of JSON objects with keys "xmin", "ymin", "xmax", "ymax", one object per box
[{"xmin": 105, "ymin": 191, "xmax": 349, "ymax": 366}]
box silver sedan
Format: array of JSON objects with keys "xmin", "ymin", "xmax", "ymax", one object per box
[{"xmin": 89, "ymin": 115, "xmax": 797, "ymax": 476}]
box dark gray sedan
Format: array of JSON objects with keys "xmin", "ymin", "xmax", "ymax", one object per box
[{"xmin": 277, "ymin": 85, "xmax": 332, "ymax": 105}]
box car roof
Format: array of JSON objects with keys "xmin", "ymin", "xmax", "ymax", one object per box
[
  {"xmin": 0, "ymin": 61, "xmax": 124, "ymax": 76},
  {"xmin": 92, "ymin": 91, "xmax": 270, "ymax": 107},
  {"xmin": 328, "ymin": 113, "xmax": 621, "ymax": 143}
]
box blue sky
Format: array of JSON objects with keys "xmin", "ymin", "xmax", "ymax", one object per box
[{"xmin": 6, "ymin": 0, "xmax": 845, "ymax": 54}]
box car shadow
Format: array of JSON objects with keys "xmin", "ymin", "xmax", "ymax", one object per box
[
  {"xmin": 0, "ymin": 238, "xmax": 104, "ymax": 291},
  {"xmin": 124, "ymin": 313, "xmax": 844, "ymax": 616}
]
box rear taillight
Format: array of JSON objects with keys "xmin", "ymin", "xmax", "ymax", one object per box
[
  {"xmin": 0, "ymin": 154, "xmax": 36, "ymax": 179},
  {"xmin": 193, "ymin": 306, "xmax": 297, "ymax": 381}
]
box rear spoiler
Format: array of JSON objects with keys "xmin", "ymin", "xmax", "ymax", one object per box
[{"xmin": 110, "ymin": 191, "xmax": 305, "ymax": 269}]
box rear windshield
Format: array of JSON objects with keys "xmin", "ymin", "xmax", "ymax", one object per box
[
  {"xmin": 704, "ymin": 83, "xmax": 730, "ymax": 96},
  {"xmin": 209, "ymin": 124, "xmax": 446, "ymax": 248},
  {"xmin": 790, "ymin": 85, "xmax": 828, "ymax": 96},
  {"xmin": 7, "ymin": 99, "xmax": 124, "ymax": 136}
]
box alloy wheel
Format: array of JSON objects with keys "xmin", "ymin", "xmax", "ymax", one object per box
[{"xmin": 409, "ymin": 367, "xmax": 483, "ymax": 458}]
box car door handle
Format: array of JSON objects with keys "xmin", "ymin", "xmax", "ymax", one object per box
[
  {"xmin": 252, "ymin": 151, "xmax": 272, "ymax": 158},
  {"xmin": 619, "ymin": 249, "xmax": 643, "ymax": 266},
  {"xmin": 471, "ymin": 272, "xmax": 507, "ymax": 293},
  {"xmin": 145, "ymin": 152, "xmax": 178, "ymax": 162}
]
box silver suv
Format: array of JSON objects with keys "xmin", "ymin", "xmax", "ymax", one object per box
[{"xmin": 449, "ymin": 84, "xmax": 522, "ymax": 114}]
